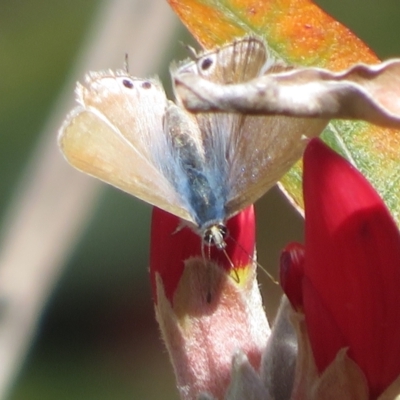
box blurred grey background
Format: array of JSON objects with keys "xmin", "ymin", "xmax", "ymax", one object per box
[{"xmin": 0, "ymin": 0, "xmax": 398, "ymax": 399}]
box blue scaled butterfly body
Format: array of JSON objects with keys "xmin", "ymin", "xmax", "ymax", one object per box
[{"xmin": 58, "ymin": 37, "xmax": 322, "ymax": 247}]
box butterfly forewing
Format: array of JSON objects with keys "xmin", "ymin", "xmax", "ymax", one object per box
[
  {"xmin": 59, "ymin": 72, "xmax": 194, "ymax": 223},
  {"xmin": 78, "ymin": 73, "xmax": 165, "ymax": 163}
]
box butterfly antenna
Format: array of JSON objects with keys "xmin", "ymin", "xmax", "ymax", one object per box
[
  {"xmin": 201, "ymin": 236, "xmax": 213, "ymax": 262},
  {"xmin": 221, "ymin": 247, "xmax": 240, "ymax": 283},
  {"xmin": 201, "ymin": 240, "xmax": 206, "ymax": 261},
  {"xmin": 255, "ymin": 259, "xmax": 279, "ymax": 285},
  {"xmin": 124, "ymin": 53, "xmax": 130, "ymax": 73},
  {"xmin": 180, "ymin": 41, "xmax": 198, "ymax": 58},
  {"xmin": 201, "ymin": 234, "xmax": 240, "ymax": 282},
  {"xmin": 230, "ymin": 236, "xmax": 278, "ymax": 285}
]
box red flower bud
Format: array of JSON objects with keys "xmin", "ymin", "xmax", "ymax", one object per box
[
  {"xmin": 282, "ymin": 138, "xmax": 400, "ymax": 398},
  {"xmin": 149, "ymin": 206, "xmax": 269, "ymax": 399}
]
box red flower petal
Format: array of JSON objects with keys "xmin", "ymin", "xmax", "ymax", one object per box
[{"xmin": 302, "ymin": 138, "xmax": 400, "ymax": 398}]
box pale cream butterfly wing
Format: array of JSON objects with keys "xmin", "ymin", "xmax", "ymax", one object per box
[
  {"xmin": 173, "ymin": 37, "xmax": 326, "ymax": 218},
  {"xmin": 59, "ymin": 71, "xmax": 193, "ymax": 223}
]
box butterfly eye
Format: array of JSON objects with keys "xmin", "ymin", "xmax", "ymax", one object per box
[
  {"xmin": 203, "ymin": 223, "xmax": 228, "ymax": 249},
  {"xmin": 200, "ymin": 57, "xmax": 213, "ymax": 71},
  {"xmin": 122, "ymin": 79, "xmax": 134, "ymax": 89},
  {"xmin": 141, "ymin": 81, "xmax": 152, "ymax": 89}
]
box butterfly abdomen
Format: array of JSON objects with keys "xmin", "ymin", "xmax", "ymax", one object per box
[{"xmin": 164, "ymin": 103, "xmax": 226, "ymax": 228}]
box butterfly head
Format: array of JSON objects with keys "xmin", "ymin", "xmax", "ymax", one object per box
[{"xmin": 202, "ymin": 222, "xmax": 228, "ymax": 250}]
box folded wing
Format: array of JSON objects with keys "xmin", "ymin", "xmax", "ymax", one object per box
[
  {"xmin": 59, "ymin": 72, "xmax": 193, "ymax": 223},
  {"xmin": 173, "ymin": 37, "xmax": 327, "ymax": 218}
]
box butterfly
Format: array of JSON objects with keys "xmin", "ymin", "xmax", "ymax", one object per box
[{"xmin": 58, "ymin": 37, "xmax": 323, "ymax": 249}]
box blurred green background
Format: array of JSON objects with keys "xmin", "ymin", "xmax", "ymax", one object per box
[{"xmin": 0, "ymin": 0, "xmax": 398, "ymax": 399}]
